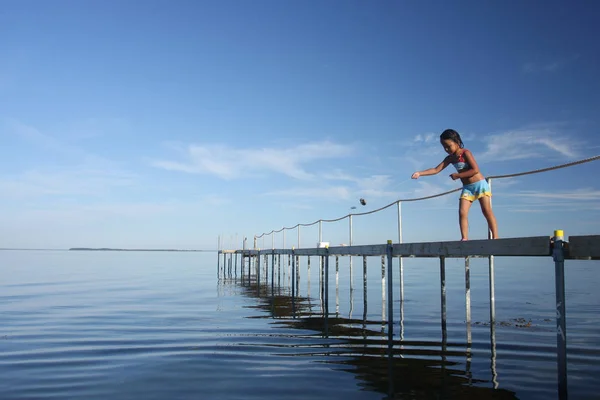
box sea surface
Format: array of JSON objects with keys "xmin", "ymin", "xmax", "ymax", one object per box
[{"xmin": 1, "ymin": 250, "xmax": 599, "ymax": 400}]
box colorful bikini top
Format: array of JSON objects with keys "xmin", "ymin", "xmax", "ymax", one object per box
[{"xmin": 452, "ymin": 150, "xmax": 471, "ymax": 172}]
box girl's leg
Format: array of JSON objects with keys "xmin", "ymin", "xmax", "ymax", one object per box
[
  {"xmin": 459, "ymin": 199, "xmax": 472, "ymax": 240},
  {"xmin": 478, "ymin": 196, "xmax": 499, "ymax": 239}
]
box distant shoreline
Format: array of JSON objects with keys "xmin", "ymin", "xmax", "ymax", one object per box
[
  {"xmin": 0, "ymin": 248, "xmax": 214, "ymax": 252},
  {"xmin": 69, "ymin": 248, "xmax": 208, "ymax": 252}
]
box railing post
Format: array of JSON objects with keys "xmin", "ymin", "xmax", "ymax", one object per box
[
  {"xmin": 349, "ymin": 215, "xmax": 353, "ymax": 246},
  {"xmin": 397, "ymin": 201, "xmax": 404, "ymax": 305},
  {"xmin": 487, "ymin": 177, "xmax": 496, "ymax": 325},
  {"xmin": 318, "ymin": 220, "xmax": 322, "ymax": 243},
  {"xmin": 553, "ymin": 229, "xmax": 568, "ymax": 400}
]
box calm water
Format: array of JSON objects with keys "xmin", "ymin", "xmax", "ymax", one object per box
[{"xmin": 1, "ymin": 251, "xmax": 599, "ymax": 400}]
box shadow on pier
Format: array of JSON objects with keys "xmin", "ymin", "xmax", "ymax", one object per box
[{"xmin": 221, "ymin": 273, "xmax": 518, "ymax": 400}]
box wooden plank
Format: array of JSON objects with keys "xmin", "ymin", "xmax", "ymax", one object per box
[
  {"xmin": 568, "ymin": 235, "xmax": 600, "ymax": 259},
  {"xmin": 392, "ymin": 236, "xmax": 551, "ymax": 258}
]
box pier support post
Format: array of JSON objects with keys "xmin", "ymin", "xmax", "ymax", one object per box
[
  {"xmin": 553, "ymin": 230, "xmax": 568, "ymax": 400},
  {"xmin": 465, "ymin": 257, "xmax": 471, "ymax": 327},
  {"xmin": 257, "ymin": 252, "xmax": 261, "ymax": 295},
  {"xmin": 386, "ymin": 240, "xmax": 394, "ymax": 343},
  {"xmin": 292, "ymin": 248, "xmax": 296, "ymax": 304},
  {"xmin": 381, "ymin": 255, "xmax": 386, "ymax": 327},
  {"xmin": 324, "ymin": 253, "xmax": 330, "ymax": 317},
  {"xmin": 307, "ymin": 256, "xmax": 311, "ymax": 298},
  {"xmin": 440, "ymin": 256, "xmax": 447, "ymax": 342},
  {"xmin": 271, "ymin": 252, "xmax": 275, "ymax": 294},
  {"xmin": 335, "ymin": 256, "xmax": 340, "ymax": 316},
  {"xmin": 487, "ymin": 178, "xmax": 496, "ymax": 326},
  {"xmin": 363, "ymin": 255, "xmax": 368, "ymax": 327}
]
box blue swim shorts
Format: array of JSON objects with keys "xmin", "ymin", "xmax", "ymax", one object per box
[{"xmin": 460, "ymin": 179, "xmax": 492, "ymax": 202}]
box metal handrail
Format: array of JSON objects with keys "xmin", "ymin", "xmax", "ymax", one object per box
[{"xmin": 254, "ymin": 154, "xmax": 600, "ymax": 241}]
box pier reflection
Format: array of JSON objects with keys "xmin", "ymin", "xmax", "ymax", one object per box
[{"xmin": 219, "ymin": 271, "xmax": 516, "ymax": 400}]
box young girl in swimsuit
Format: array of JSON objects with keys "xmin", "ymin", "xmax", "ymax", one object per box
[{"xmin": 411, "ymin": 129, "xmax": 499, "ymax": 241}]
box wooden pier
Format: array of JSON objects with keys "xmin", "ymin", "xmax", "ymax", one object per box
[{"xmin": 219, "ymin": 233, "xmax": 600, "ymax": 400}]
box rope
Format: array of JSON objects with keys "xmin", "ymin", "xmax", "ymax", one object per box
[
  {"xmin": 488, "ymin": 154, "xmax": 600, "ymax": 179},
  {"xmin": 255, "ymin": 154, "xmax": 600, "ymax": 238}
]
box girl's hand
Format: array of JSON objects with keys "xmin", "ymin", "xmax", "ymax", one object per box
[
  {"xmin": 411, "ymin": 172, "xmax": 420, "ymax": 179},
  {"xmin": 450, "ymin": 173, "xmax": 460, "ymax": 180}
]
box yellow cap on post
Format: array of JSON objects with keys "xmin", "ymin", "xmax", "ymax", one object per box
[{"xmin": 554, "ymin": 230, "xmax": 564, "ymax": 238}]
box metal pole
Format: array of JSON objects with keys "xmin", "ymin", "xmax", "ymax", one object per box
[
  {"xmin": 363, "ymin": 255, "xmax": 367, "ymax": 323},
  {"xmin": 292, "ymin": 249, "xmax": 296, "ymax": 300},
  {"xmin": 335, "ymin": 256, "xmax": 340, "ymax": 316},
  {"xmin": 381, "ymin": 255, "xmax": 386, "ymax": 324},
  {"xmin": 397, "ymin": 201, "xmax": 404, "ymax": 306},
  {"xmin": 440, "ymin": 256, "xmax": 447, "ymax": 338},
  {"xmin": 257, "ymin": 252, "xmax": 261, "ymax": 295},
  {"xmin": 465, "ymin": 256, "xmax": 471, "ymax": 326},
  {"xmin": 487, "ymin": 178, "xmax": 496, "ymax": 325},
  {"xmin": 386, "ymin": 240, "xmax": 394, "ymax": 343},
  {"xmin": 349, "ymin": 215, "xmax": 353, "ymax": 246},
  {"xmin": 553, "ymin": 229, "xmax": 568, "ymax": 400},
  {"xmin": 319, "ymin": 220, "xmax": 322, "ymax": 243},
  {"xmin": 324, "ymin": 253, "xmax": 330, "ymax": 337}
]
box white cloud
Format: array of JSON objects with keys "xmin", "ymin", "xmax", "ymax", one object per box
[
  {"xmin": 514, "ymin": 188, "xmax": 600, "ymax": 201},
  {"xmin": 479, "ymin": 128, "xmax": 579, "ymax": 162},
  {"xmin": 413, "ymin": 133, "xmax": 435, "ymax": 143},
  {"xmin": 265, "ymin": 185, "xmax": 351, "ymax": 200},
  {"xmin": 153, "ymin": 141, "xmax": 354, "ymax": 180},
  {"xmin": 522, "ymin": 55, "xmax": 579, "ymax": 73},
  {"xmin": 0, "ymin": 166, "xmax": 137, "ymax": 200}
]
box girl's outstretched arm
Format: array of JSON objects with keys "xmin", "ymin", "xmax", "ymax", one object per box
[{"xmin": 412, "ymin": 158, "xmax": 449, "ymax": 179}]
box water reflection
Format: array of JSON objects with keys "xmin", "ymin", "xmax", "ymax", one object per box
[{"xmin": 219, "ymin": 268, "xmax": 517, "ymax": 400}]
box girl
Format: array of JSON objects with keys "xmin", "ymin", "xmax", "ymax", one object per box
[{"xmin": 411, "ymin": 129, "xmax": 498, "ymax": 240}]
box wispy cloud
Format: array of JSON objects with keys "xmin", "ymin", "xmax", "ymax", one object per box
[
  {"xmin": 153, "ymin": 141, "xmax": 354, "ymax": 180},
  {"xmin": 514, "ymin": 188, "xmax": 600, "ymax": 201},
  {"xmin": 0, "ymin": 167, "xmax": 138, "ymax": 200},
  {"xmin": 5, "ymin": 119, "xmax": 86, "ymax": 158},
  {"xmin": 265, "ymin": 185, "xmax": 351, "ymax": 200},
  {"xmin": 413, "ymin": 133, "xmax": 436, "ymax": 143},
  {"xmin": 506, "ymin": 188, "xmax": 600, "ymax": 212},
  {"xmin": 479, "ymin": 127, "xmax": 579, "ymax": 162},
  {"xmin": 522, "ymin": 55, "xmax": 580, "ymax": 74}
]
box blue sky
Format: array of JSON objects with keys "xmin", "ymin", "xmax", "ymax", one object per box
[{"xmin": 1, "ymin": 0, "xmax": 599, "ymax": 250}]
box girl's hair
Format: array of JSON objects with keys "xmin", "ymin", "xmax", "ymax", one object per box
[{"xmin": 440, "ymin": 129, "xmax": 464, "ymax": 148}]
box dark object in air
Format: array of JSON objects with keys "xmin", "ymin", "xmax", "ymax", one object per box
[{"xmin": 359, "ymin": 198, "xmax": 366, "ymax": 206}]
